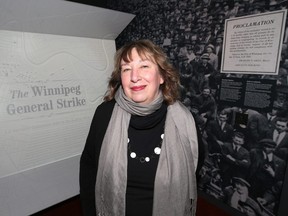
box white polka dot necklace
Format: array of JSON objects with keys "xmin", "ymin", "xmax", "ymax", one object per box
[{"xmin": 128, "ymin": 134, "xmax": 164, "ymax": 163}]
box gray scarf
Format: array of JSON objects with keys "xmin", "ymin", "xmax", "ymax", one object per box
[{"xmin": 96, "ymin": 88, "xmax": 198, "ymax": 216}]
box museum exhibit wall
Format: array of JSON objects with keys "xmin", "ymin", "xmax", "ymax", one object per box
[
  {"xmin": 0, "ymin": 0, "xmax": 134, "ymax": 215},
  {"xmin": 106, "ymin": 1, "xmax": 288, "ymax": 216}
]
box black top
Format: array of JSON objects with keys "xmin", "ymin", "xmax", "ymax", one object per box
[
  {"xmin": 126, "ymin": 103, "xmax": 167, "ymax": 216},
  {"xmin": 80, "ymin": 100, "xmax": 115, "ymax": 216},
  {"xmin": 79, "ymin": 100, "xmax": 204, "ymax": 216}
]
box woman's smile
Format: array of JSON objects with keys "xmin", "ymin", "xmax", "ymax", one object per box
[{"xmin": 131, "ymin": 85, "xmax": 146, "ymax": 91}]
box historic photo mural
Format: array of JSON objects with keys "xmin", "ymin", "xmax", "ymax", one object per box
[{"xmin": 107, "ymin": 1, "xmax": 288, "ymax": 215}]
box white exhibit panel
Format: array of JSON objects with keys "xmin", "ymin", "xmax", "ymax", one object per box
[{"xmin": 0, "ymin": 30, "xmax": 116, "ymax": 215}]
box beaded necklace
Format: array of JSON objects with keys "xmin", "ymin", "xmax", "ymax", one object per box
[{"xmin": 128, "ymin": 134, "xmax": 164, "ymax": 163}]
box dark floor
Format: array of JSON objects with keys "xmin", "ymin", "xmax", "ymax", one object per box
[
  {"xmin": 196, "ymin": 196, "xmax": 231, "ymax": 216},
  {"xmin": 33, "ymin": 195, "xmax": 232, "ymax": 216}
]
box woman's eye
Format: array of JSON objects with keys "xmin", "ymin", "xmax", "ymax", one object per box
[
  {"xmin": 141, "ymin": 65, "xmax": 149, "ymax": 69},
  {"xmin": 121, "ymin": 68, "xmax": 130, "ymax": 72}
]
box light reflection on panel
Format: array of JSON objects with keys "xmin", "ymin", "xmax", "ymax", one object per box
[{"xmin": 0, "ymin": 30, "xmax": 115, "ymax": 178}]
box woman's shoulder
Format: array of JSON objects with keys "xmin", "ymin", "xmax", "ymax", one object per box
[
  {"xmin": 93, "ymin": 99, "xmax": 116, "ymax": 122},
  {"xmin": 169, "ymin": 100, "xmax": 192, "ymax": 115},
  {"xmin": 96, "ymin": 99, "xmax": 116, "ymax": 112},
  {"xmin": 167, "ymin": 101, "xmax": 196, "ymax": 124}
]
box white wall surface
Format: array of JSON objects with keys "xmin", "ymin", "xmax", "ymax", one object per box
[
  {"xmin": 0, "ymin": 30, "xmax": 115, "ymax": 216},
  {"xmin": 0, "ymin": 1, "xmax": 134, "ymax": 215}
]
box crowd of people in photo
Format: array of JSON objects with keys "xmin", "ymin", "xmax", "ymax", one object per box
[{"xmin": 106, "ymin": 0, "xmax": 288, "ymax": 216}]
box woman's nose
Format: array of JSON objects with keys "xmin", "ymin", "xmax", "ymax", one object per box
[{"xmin": 130, "ymin": 68, "xmax": 141, "ymax": 82}]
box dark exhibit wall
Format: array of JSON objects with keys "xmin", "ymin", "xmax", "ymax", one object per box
[{"xmin": 106, "ymin": 1, "xmax": 288, "ymax": 216}]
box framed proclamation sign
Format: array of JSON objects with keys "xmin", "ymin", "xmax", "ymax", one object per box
[{"xmin": 221, "ymin": 9, "xmax": 287, "ymax": 75}]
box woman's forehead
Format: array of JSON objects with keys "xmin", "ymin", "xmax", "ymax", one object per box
[{"xmin": 121, "ymin": 49, "xmax": 154, "ymax": 63}]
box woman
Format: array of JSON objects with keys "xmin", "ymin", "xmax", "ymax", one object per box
[{"xmin": 80, "ymin": 39, "xmax": 199, "ymax": 216}]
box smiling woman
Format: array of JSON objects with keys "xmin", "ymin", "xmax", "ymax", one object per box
[{"xmin": 80, "ymin": 39, "xmax": 199, "ymax": 216}]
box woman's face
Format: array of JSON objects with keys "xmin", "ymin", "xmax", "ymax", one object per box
[{"xmin": 120, "ymin": 48, "xmax": 164, "ymax": 104}]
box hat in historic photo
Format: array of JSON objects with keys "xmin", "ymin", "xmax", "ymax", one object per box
[
  {"xmin": 179, "ymin": 55, "xmax": 189, "ymax": 62},
  {"xmin": 201, "ymin": 53, "xmax": 210, "ymax": 59},
  {"xmin": 206, "ymin": 44, "xmax": 215, "ymax": 50},
  {"xmin": 232, "ymin": 177, "xmax": 251, "ymax": 187},
  {"xmin": 258, "ymin": 138, "xmax": 276, "ymax": 148},
  {"xmin": 272, "ymin": 101, "xmax": 282, "ymax": 109},
  {"xmin": 195, "ymin": 50, "xmax": 202, "ymax": 56}
]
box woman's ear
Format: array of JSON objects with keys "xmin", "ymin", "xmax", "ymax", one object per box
[{"xmin": 160, "ymin": 76, "xmax": 164, "ymax": 84}]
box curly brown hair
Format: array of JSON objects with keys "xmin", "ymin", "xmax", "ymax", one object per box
[{"xmin": 104, "ymin": 39, "xmax": 180, "ymax": 105}]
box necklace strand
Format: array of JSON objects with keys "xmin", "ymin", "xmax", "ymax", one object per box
[{"xmin": 128, "ymin": 134, "xmax": 164, "ymax": 163}]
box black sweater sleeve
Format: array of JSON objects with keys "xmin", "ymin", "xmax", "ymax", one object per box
[{"xmin": 79, "ymin": 100, "xmax": 115, "ymax": 216}]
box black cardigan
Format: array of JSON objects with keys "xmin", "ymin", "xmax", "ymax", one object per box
[
  {"xmin": 80, "ymin": 100, "xmax": 115, "ymax": 216},
  {"xmin": 79, "ymin": 99, "xmax": 205, "ymax": 216}
]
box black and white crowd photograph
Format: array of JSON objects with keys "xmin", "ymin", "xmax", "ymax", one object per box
[{"xmin": 106, "ymin": 0, "xmax": 288, "ymax": 216}]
